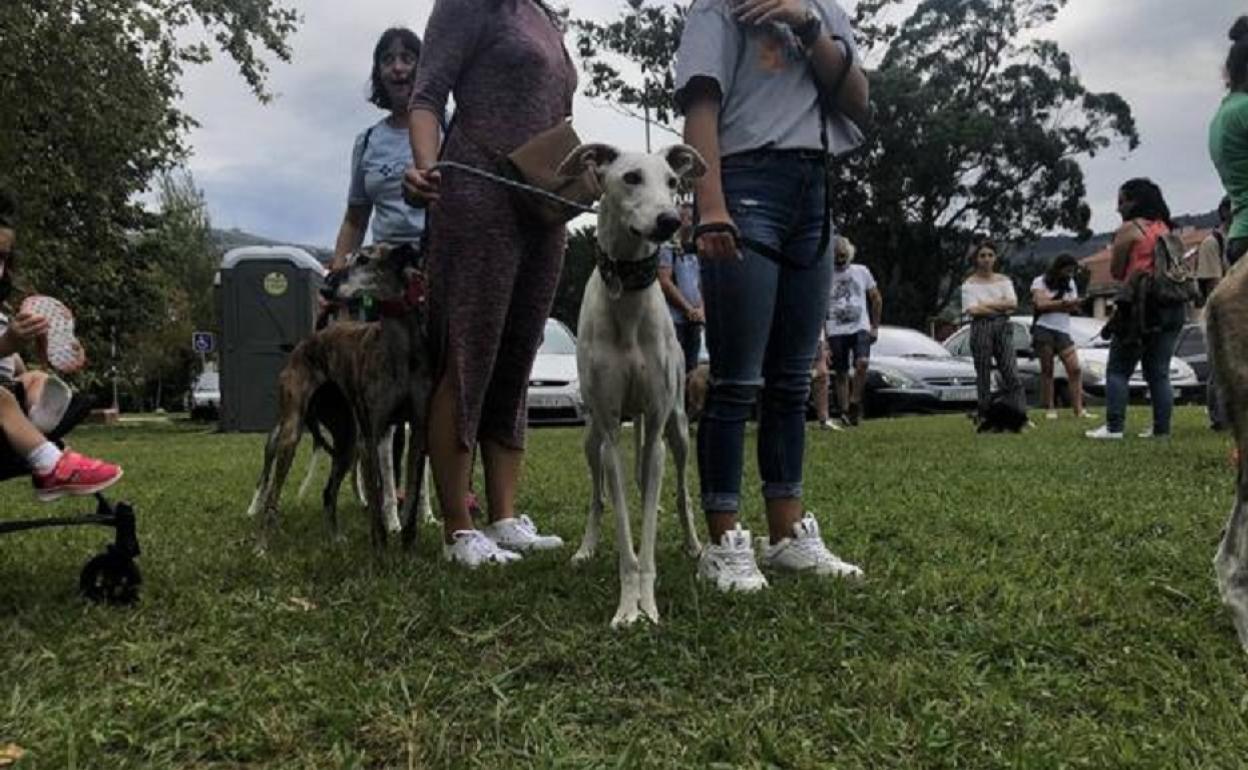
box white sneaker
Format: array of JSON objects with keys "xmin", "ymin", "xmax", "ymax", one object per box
[
  {"xmin": 758, "ymin": 514, "xmax": 863, "ymax": 579},
  {"xmin": 443, "ymin": 529, "xmax": 522, "ymax": 568},
  {"xmin": 818, "ymin": 419, "xmax": 844, "ymax": 432},
  {"xmin": 1137, "ymin": 427, "xmax": 1169, "ymax": 439},
  {"xmin": 1045, "ymin": 410, "xmax": 1059, "ymax": 420},
  {"xmin": 698, "ymin": 525, "xmax": 768, "ymax": 592},
  {"xmin": 482, "ymin": 514, "xmax": 564, "ymax": 552},
  {"xmin": 1085, "ymin": 425, "xmax": 1123, "ymax": 440},
  {"xmin": 1078, "ymin": 410, "xmax": 1098, "ymax": 420}
]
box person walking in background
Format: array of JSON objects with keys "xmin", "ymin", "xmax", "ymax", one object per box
[
  {"xmin": 676, "ymin": 0, "xmax": 870, "ymax": 590},
  {"xmin": 657, "ymin": 203, "xmax": 705, "ymax": 373},
  {"xmin": 1086, "ymin": 179, "xmax": 1184, "ymax": 441},
  {"xmin": 1030, "ymin": 253, "xmax": 1092, "ymax": 421},
  {"xmin": 1198, "ymin": 197, "xmax": 1232, "ymax": 431},
  {"xmin": 1210, "ymin": 16, "xmax": 1248, "ymax": 267},
  {"xmin": 811, "ymin": 336, "xmax": 841, "ymax": 431},
  {"xmin": 961, "ymin": 239, "xmax": 1024, "ymax": 425},
  {"xmin": 824, "ymin": 236, "xmax": 880, "ymax": 428},
  {"xmin": 404, "ymin": 0, "xmax": 571, "ymax": 567}
]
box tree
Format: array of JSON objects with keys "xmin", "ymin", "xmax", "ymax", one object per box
[
  {"xmin": 0, "ymin": 1, "xmax": 298, "ymax": 394},
  {"xmin": 571, "ymin": 0, "xmax": 1138, "ymax": 328}
]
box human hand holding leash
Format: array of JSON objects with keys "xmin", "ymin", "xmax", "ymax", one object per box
[
  {"xmin": 403, "ymin": 165, "xmax": 441, "ymax": 206},
  {"xmin": 694, "ymin": 214, "xmax": 741, "ymax": 261}
]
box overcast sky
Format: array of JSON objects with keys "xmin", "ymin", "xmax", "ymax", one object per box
[{"xmin": 177, "ymin": 0, "xmax": 1235, "ymax": 248}]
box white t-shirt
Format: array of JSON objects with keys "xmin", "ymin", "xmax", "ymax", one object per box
[
  {"xmin": 825, "ymin": 264, "xmax": 877, "ymax": 337},
  {"xmin": 961, "ymin": 276, "xmax": 1017, "ymax": 319},
  {"xmin": 1030, "ymin": 275, "xmax": 1078, "ymax": 334}
]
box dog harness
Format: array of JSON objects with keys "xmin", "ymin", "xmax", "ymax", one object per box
[
  {"xmin": 378, "ymin": 270, "xmax": 428, "ymax": 318},
  {"xmin": 595, "ymin": 243, "xmax": 659, "ymax": 296}
]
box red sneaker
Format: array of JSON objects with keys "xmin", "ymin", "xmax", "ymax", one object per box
[{"xmin": 33, "ymin": 450, "xmax": 123, "ymax": 502}]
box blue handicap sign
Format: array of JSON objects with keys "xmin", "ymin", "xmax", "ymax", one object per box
[{"xmin": 192, "ymin": 331, "xmax": 215, "ymax": 354}]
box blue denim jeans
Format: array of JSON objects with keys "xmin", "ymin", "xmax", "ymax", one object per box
[
  {"xmin": 1105, "ymin": 302, "xmax": 1185, "ymax": 434},
  {"xmin": 697, "ymin": 150, "xmax": 832, "ymax": 512}
]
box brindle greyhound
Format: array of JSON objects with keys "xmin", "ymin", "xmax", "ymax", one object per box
[
  {"xmin": 250, "ymin": 243, "xmax": 433, "ymax": 553},
  {"xmin": 1207, "ymin": 262, "xmax": 1248, "ymax": 652}
]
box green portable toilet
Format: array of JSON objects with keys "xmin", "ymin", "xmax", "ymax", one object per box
[{"xmin": 217, "ymin": 246, "xmax": 325, "ymax": 432}]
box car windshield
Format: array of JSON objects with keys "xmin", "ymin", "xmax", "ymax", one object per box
[
  {"xmin": 195, "ymin": 372, "xmax": 219, "ymax": 391},
  {"xmin": 539, "ymin": 320, "xmax": 576, "ymax": 355},
  {"xmin": 872, "ymin": 328, "xmax": 952, "ymax": 358},
  {"xmin": 1069, "ymin": 316, "xmax": 1108, "ymax": 348}
]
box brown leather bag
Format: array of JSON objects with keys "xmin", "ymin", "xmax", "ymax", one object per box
[{"xmin": 497, "ymin": 120, "xmax": 601, "ymax": 226}]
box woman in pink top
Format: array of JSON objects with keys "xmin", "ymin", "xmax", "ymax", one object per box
[{"xmin": 1086, "ymin": 178, "xmax": 1186, "ymax": 440}]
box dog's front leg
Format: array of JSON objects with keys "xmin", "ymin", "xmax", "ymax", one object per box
[
  {"xmin": 379, "ymin": 425, "xmax": 402, "ymax": 534},
  {"xmin": 573, "ymin": 414, "xmax": 605, "ymax": 564},
  {"xmin": 637, "ymin": 413, "xmax": 666, "ymax": 625},
  {"xmin": 354, "ymin": 413, "xmax": 389, "ymax": 553},
  {"xmin": 400, "ymin": 420, "xmax": 428, "ymax": 551},
  {"xmin": 1215, "ymin": 475, "xmax": 1248, "ymax": 653},
  {"xmin": 665, "ymin": 406, "xmax": 701, "ymax": 559},
  {"xmin": 602, "ymin": 431, "xmax": 641, "ymax": 628}
]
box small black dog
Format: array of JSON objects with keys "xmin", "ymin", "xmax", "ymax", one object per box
[{"xmin": 975, "ymin": 397, "xmax": 1029, "ymax": 433}]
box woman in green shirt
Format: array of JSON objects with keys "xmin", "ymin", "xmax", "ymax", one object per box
[{"xmin": 1210, "ymin": 16, "xmax": 1248, "ymax": 264}]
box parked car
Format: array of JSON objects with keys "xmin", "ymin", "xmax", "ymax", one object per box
[
  {"xmin": 187, "ymin": 370, "xmax": 220, "ymax": 420},
  {"xmin": 1174, "ymin": 323, "xmax": 1209, "ymax": 400},
  {"xmin": 526, "ymin": 318, "xmax": 585, "ymax": 425},
  {"xmin": 860, "ymin": 326, "xmax": 982, "ymax": 416},
  {"xmin": 941, "ymin": 316, "xmax": 1200, "ymax": 406}
]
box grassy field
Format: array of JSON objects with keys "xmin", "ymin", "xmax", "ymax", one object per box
[{"xmin": 1, "ymin": 409, "xmax": 1246, "ymax": 769}]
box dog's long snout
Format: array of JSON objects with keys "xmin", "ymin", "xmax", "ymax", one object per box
[{"xmin": 653, "ymin": 212, "xmax": 681, "ymax": 242}]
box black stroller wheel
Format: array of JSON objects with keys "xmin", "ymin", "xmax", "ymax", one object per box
[{"xmin": 80, "ymin": 550, "xmax": 141, "ymax": 605}]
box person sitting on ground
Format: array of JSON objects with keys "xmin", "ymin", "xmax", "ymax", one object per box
[
  {"xmin": 1030, "ymin": 253, "xmax": 1092, "ymax": 421},
  {"xmin": 824, "ymin": 236, "xmax": 880, "ymax": 428},
  {"xmin": 0, "ymin": 193, "xmax": 122, "ymax": 500},
  {"xmin": 657, "ymin": 203, "xmax": 705, "ymax": 373}
]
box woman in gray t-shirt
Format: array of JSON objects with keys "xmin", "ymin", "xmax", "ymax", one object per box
[{"xmin": 330, "ymin": 27, "xmax": 427, "ymax": 271}]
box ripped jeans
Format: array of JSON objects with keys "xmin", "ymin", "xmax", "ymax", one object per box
[{"xmin": 697, "ymin": 149, "xmax": 832, "ymax": 513}]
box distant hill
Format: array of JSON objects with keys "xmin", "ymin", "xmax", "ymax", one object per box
[
  {"xmin": 210, "ymin": 227, "xmax": 333, "ymax": 265},
  {"xmin": 1013, "ymin": 209, "xmax": 1218, "ymax": 267}
]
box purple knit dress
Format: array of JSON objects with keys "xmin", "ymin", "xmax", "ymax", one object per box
[{"xmin": 409, "ymin": 0, "xmax": 576, "ymax": 450}]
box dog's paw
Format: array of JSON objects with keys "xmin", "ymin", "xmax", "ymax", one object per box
[
  {"xmin": 611, "ymin": 605, "xmax": 644, "ymax": 629},
  {"xmin": 571, "ymin": 547, "xmax": 596, "ymax": 565}
]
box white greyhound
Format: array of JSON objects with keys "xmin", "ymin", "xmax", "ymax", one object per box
[{"xmin": 558, "ymin": 143, "xmax": 705, "ymax": 627}]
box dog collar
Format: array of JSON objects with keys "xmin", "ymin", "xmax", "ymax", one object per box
[
  {"xmin": 596, "ymin": 244, "xmax": 659, "ymax": 294},
  {"xmin": 379, "ymin": 270, "xmax": 428, "ymax": 318}
]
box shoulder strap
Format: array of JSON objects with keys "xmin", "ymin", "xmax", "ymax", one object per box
[{"xmin": 361, "ymin": 125, "xmax": 376, "ymax": 156}]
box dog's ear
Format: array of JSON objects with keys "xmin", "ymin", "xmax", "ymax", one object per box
[
  {"xmin": 663, "ymin": 144, "xmax": 707, "ymax": 180},
  {"xmin": 558, "ymin": 144, "xmax": 619, "ymax": 178}
]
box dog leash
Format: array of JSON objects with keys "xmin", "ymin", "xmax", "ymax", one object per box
[{"xmin": 429, "ymin": 161, "xmax": 599, "ymax": 216}]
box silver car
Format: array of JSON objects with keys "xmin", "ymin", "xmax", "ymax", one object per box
[
  {"xmin": 941, "ymin": 316, "xmax": 1200, "ymax": 406},
  {"xmin": 526, "ymin": 318, "xmax": 585, "ymax": 425}
]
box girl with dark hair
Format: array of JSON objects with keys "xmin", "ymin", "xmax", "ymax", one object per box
[
  {"xmin": 404, "ymin": 0, "xmax": 574, "ymax": 566},
  {"xmin": 1086, "ymin": 179, "xmax": 1184, "ymax": 440},
  {"xmin": 1210, "ymin": 15, "xmax": 1248, "ymax": 266},
  {"xmin": 1030, "ymin": 253, "xmax": 1089, "ymax": 420},
  {"xmin": 329, "ymin": 27, "xmax": 426, "ymax": 271},
  {"xmin": 960, "ymin": 239, "xmax": 1025, "ymax": 424}
]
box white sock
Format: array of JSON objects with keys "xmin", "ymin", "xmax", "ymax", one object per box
[{"xmin": 27, "ymin": 442, "xmax": 62, "ymax": 475}]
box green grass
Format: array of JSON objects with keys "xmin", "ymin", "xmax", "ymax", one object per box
[{"xmin": 2, "ymin": 409, "xmax": 1247, "ymax": 769}]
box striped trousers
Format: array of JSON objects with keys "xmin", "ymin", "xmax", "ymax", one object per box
[{"xmin": 969, "ymin": 315, "xmax": 1025, "ymax": 417}]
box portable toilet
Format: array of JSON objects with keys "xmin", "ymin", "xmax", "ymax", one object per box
[{"xmin": 217, "ymin": 246, "xmax": 326, "ymax": 432}]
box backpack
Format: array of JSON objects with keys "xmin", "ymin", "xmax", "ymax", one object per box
[{"xmin": 1149, "ymin": 230, "xmax": 1200, "ymax": 307}]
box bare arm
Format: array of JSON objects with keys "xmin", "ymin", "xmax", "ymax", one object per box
[
  {"xmin": 684, "ymin": 94, "xmax": 737, "ymax": 261},
  {"xmin": 867, "ymin": 286, "xmax": 882, "ymax": 330},
  {"xmin": 807, "ymin": 33, "xmax": 869, "ymax": 126},
  {"xmin": 330, "ymin": 204, "xmax": 372, "ymax": 270},
  {"xmin": 658, "ymin": 266, "xmax": 692, "ymax": 315},
  {"xmin": 404, "ymin": 109, "xmax": 444, "ymax": 203},
  {"xmin": 1110, "ymin": 221, "xmax": 1140, "ymax": 281}
]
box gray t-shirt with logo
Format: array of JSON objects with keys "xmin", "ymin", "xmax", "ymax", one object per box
[
  {"xmin": 674, "ymin": 0, "xmax": 863, "ymax": 157},
  {"xmin": 348, "ymin": 119, "xmax": 427, "ymax": 245}
]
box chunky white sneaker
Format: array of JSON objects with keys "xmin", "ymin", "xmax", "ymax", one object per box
[
  {"xmin": 698, "ymin": 525, "xmax": 768, "ymax": 592},
  {"xmin": 443, "ymin": 529, "xmax": 522, "ymax": 568},
  {"xmin": 482, "ymin": 514, "xmax": 564, "ymax": 552},
  {"xmin": 818, "ymin": 419, "xmax": 844, "ymax": 432},
  {"xmin": 1078, "ymin": 410, "xmax": 1098, "ymax": 420},
  {"xmin": 1085, "ymin": 425, "xmax": 1123, "ymax": 440},
  {"xmin": 759, "ymin": 514, "xmax": 863, "ymax": 579}
]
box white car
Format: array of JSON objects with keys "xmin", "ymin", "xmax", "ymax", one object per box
[
  {"xmin": 942, "ymin": 316, "xmax": 1200, "ymax": 406},
  {"xmin": 188, "ymin": 370, "xmax": 220, "ymax": 419},
  {"xmin": 526, "ymin": 318, "xmax": 585, "ymax": 425}
]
